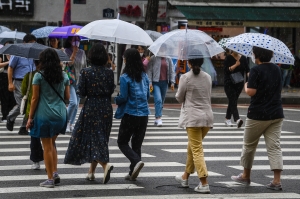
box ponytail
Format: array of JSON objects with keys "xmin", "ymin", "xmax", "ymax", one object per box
[{"xmin": 188, "ymin": 58, "xmax": 204, "ymax": 75}]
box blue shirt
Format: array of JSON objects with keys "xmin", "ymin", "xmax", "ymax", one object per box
[
  {"xmin": 115, "ymin": 72, "xmax": 150, "ymax": 117},
  {"xmin": 9, "ymin": 56, "xmax": 35, "ymax": 79}
]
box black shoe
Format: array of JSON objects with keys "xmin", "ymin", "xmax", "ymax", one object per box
[
  {"xmin": 18, "ymin": 127, "xmax": 28, "ymax": 135},
  {"xmin": 6, "ymin": 119, "xmax": 15, "ymax": 131}
]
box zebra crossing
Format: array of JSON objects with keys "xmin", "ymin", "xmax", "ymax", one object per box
[{"xmin": 0, "ymin": 108, "xmax": 299, "ymax": 199}]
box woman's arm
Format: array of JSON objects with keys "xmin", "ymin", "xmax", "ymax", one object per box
[
  {"xmin": 0, "ymin": 60, "xmax": 9, "ymax": 68},
  {"xmin": 175, "ymin": 75, "xmax": 187, "ymax": 104},
  {"xmin": 115, "ymin": 76, "xmax": 129, "ymax": 105},
  {"xmin": 26, "ymin": 85, "xmax": 40, "ymax": 130},
  {"xmin": 64, "ymin": 85, "xmax": 70, "ymax": 101},
  {"xmin": 77, "ymin": 69, "xmax": 87, "ymax": 97}
]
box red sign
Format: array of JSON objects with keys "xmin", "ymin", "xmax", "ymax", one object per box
[
  {"xmin": 119, "ymin": 5, "xmax": 141, "ymax": 17},
  {"xmin": 198, "ymin": 27, "xmax": 223, "ymax": 32}
]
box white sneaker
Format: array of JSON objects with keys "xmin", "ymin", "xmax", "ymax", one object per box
[
  {"xmin": 194, "ymin": 183, "xmax": 210, "ymax": 193},
  {"xmin": 31, "ymin": 162, "xmax": 40, "ymax": 170},
  {"xmin": 156, "ymin": 119, "xmax": 163, "ymax": 127},
  {"xmin": 66, "ymin": 123, "xmax": 71, "ymax": 133},
  {"xmin": 70, "ymin": 124, "xmax": 73, "ymax": 132},
  {"xmin": 175, "ymin": 175, "xmax": 189, "ymax": 188},
  {"xmin": 1, "ymin": 120, "xmax": 7, "ymax": 123},
  {"xmin": 236, "ymin": 119, "xmax": 243, "ymax": 128},
  {"xmin": 225, "ymin": 119, "xmax": 233, "ymax": 127}
]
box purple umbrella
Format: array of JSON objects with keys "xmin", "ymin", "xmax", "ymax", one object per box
[{"xmin": 48, "ymin": 25, "xmax": 83, "ymax": 38}]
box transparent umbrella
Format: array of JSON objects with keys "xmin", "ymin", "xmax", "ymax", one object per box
[
  {"xmin": 225, "ymin": 33, "xmax": 294, "ymax": 65},
  {"xmin": 0, "ymin": 30, "xmax": 26, "ymax": 44},
  {"xmin": 145, "ymin": 30, "xmax": 163, "ymax": 41},
  {"xmin": 0, "ymin": 26, "xmax": 10, "ymax": 33},
  {"xmin": 148, "ymin": 29, "xmax": 224, "ymax": 60},
  {"xmin": 32, "ymin": 26, "xmax": 58, "ymax": 38}
]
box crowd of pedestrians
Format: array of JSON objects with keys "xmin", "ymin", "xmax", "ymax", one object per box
[{"xmin": 0, "ymin": 34, "xmax": 285, "ymax": 193}]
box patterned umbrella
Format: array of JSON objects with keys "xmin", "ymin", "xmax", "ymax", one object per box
[
  {"xmin": 225, "ymin": 33, "xmax": 294, "ymax": 65},
  {"xmin": 145, "ymin": 30, "xmax": 163, "ymax": 41},
  {"xmin": 0, "ymin": 26, "xmax": 10, "ymax": 33},
  {"xmin": 48, "ymin": 25, "xmax": 83, "ymax": 38},
  {"xmin": 218, "ymin": 37, "xmax": 231, "ymax": 50},
  {"xmin": 32, "ymin": 26, "xmax": 58, "ymax": 38}
]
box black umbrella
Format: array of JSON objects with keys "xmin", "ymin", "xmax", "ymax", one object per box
[{"xmin": 0, "ymin": 43, "xmax": 70, "ymax": 61}]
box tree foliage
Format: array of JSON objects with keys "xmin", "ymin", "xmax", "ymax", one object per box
[{"xmin": 144, "ymin": 0, "xmax": 159, "ymax": 30}]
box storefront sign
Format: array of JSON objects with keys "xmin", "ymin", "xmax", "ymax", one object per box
[
  {"xmin": 198, "ymin": 27, "xmax": 223, "ymax": 32},
  {"xmin": 103, "ymin": 8, "xmax": 114, "ymax": 18},
  {"xmin": 0, "ymin": 0, "xmax": 34, "ymax": 16},
  {"xmin": 118, "ymin": 1, "xmax": 166, "ymax": 18}
]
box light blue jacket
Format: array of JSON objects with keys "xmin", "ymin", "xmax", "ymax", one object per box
[{"xmin": 114, "ymin": 72, "xmax": 150, "ymax": 118}]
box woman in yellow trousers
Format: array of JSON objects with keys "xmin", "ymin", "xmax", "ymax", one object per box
[{"xmin": 175, "ymin": 57, "xmax": 213, "ymax": 194}]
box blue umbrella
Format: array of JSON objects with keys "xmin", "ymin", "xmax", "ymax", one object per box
[{"xmin": 32, "ymin": 26, "xmax": 58, "ymax": 38}]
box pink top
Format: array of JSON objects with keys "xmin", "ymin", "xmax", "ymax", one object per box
[{"xmin": 159, "ymin": 57, "xmax": 168, "ymax": 81}]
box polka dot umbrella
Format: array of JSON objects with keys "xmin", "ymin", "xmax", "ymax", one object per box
[{"xmin": 225, "ymin": 33, "xmax": 294, "ymax": 65}]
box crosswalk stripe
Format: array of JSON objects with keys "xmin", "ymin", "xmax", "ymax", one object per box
[
  {"xmin": 0, "ymin": 130, "xmax": 296, "ymax": 135},
  {"xmin": 0, "ymin": 162, "xmax": 185, "ymax": 170},
  {"xmin": 0, "ymin": 153, "xmax": 155, "ymax": 161},
  {"xmin": 215, "ymin": 181, "xmax": 263, "ymax": 187},
  {"xmin": 51, "ymin": 193, "xmax": 300, "ymax": 199},
  {"xmin": 109, "ymin": 127, "xmax": 244, "ymax": 130},
  {"xmin": 0, "ymin": 184, "xmax": 143, "ymax": 194},
  {"xmin": 162, "ymin": 148, "xmax": 300, "ymax": 153},
  {"xmin": 204, "ymin": 156, "xmax": 300, "ymax": 161},
  {"xmin": 111, "ymin": 135, "xmax": 300, "ymax": 139},
  {"xmin": 0, "ymin": 146, "xmax": 118, "ymax": 152},
  {"xmin": 1, "ymin": 141, "xmax": 300, "ymax": 146},
  {"xmin": 229, "ymin": 165, "xmax": 300, "ymax": 170},
  {"xmin": 266, "ymin": 175, "xmax": 300, "ymax": 180},
  {"xmin": 0, "ymin": 171, "xmax": 223, "ymax": 182},
  {"xmin": 142, "ymin": 141, "xmax": 300, "ymax": 146}
]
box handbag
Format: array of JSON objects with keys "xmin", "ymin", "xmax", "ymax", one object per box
[
  {"xmin": 230, "ymin": 72, "xmax": 244, "ymax": 84},
  {"xmin": 64, "ymin": 62, "xmax": 76, "ymax": 84},
  {"xmin": 20, "ymin": 71, "xmax": 33, "ymax": 115}
]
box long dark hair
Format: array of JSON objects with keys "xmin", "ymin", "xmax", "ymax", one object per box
[
  {"xmin": 188, "ymin": 58, "xmax": 204, "ymax": 75},
  {"xmin": 123, "ymin": 48, "xmax": 145, "ymax": 82},
  {"xmin": 39, "ymin": 48, "xmax": 64, "ymax": 84}
]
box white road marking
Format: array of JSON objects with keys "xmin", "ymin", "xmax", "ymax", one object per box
[
  {"xmin": 0, "ymin": 153, "xmax": 155, "ymax": 161},
  {"xmin": 0, "ymin": 184, "xmax": 143, "ymax": 194},
  {"xmin": 0, "ymin": 162, "xmax": 185, "ymax": 170}
]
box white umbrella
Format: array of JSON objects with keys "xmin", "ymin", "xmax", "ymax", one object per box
[
  {"xmin": 145, "ymin": 30, "xmax": 163, "ymax": 41},
  {"xmin": 225, "ymin": 33, "xmax": 294, "ymax": 65},
  {"xmin": 76, "ymin": 19, "xmax": 153, "ymax": 46},
  {"xmin": 148, "ymin": 29, "xmax": 224, "ymax": 60},
  {"xmin": 218, "ymin": 37, "xmax": 231, "ymax": 50},
  {"xmin": 0, "ymin": 30, "xmax": 26, "ymax": 41}
]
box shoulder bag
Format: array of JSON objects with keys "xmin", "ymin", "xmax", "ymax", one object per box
[
  {"xmin": 20, "ymin": 71, "xmax": 33, "ymax": 115},
  {"xmin": 230, "ymin": 72, "xmax": 244, "ymax": 84}
]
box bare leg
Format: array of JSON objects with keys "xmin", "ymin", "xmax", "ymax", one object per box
[
  {"xmin": 200, "ymin": 177, "xmax": 208, "ymax": 185},
  {"xmin": 51, "ymin": 135, "xmax": 58, "ymax": 173},
  {"xmin": 273, "ymin": 169, "xmax": 281, "ymax": 184},
  {"xmin": 88, "ymin": 161, "xmax": 98, "ymax": 174},
  {"xmin": 41, "ymin": 138, "xmax": 55, "ymax": 180},
  {"xmin": 182, "ymin": 172, "xmax": 190, "ymax": 180},
  {"xmin": 242, "ymin": 167, "xmax": 251, "ymax": 179}
]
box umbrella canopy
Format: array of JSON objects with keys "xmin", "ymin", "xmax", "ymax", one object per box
[
  {"xmin": 145, "ymin": 30, "xmax": 163, "ymax": 42},
  {"xmin": 0, "ymin": 30, "xmax": 26, "ymax": 40},
  {"xmin": 48, "ymin": 25, "xmax": 83, "ymax": 38},
  {"xmin": 0, "ymin": 26, "xmax": 10, "ymax": 33},
  {"xmin": 218, "ymin": 37, "xmax": 231, "ymax": 50},
  {"xmin": 32, "ymin": 26, "xmax": 58, "ymax": 38},
  {"xmin": 0, "ymin": 43, "xmax": 70, "ymax": 61},
  {"xmin": 148, "ymin": 29, "xmax": 224, "ymax": 60},
  {"xmin": 225, "ymin": 33, "xmax": 294, "ymax": 65},
  {"xmin": 76, "ymin": 19, "xmax": 153, "ymax": 46}
]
